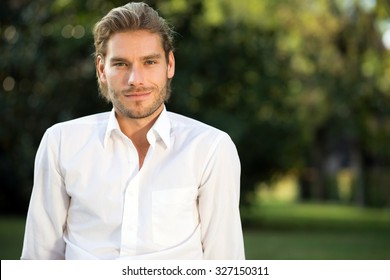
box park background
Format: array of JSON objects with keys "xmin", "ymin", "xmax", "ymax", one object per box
[{"xmin": 1, "ymin": 0, "xmax": 390, "ymax": 259}]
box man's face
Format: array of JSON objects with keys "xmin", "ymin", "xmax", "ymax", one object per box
[{"xmin": 97, "ymin": 30, "xmax": 175, "ymax": 119}]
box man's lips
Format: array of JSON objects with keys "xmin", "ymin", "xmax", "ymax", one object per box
[
  {"xmin": 122, "ymin": 87, "xmax": 152, "ymax": 95},
  {"xmin": 123, "ymin": 90, "xmax": 152, "ymax": 100}
]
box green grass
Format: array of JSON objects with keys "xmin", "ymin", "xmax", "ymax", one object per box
[
  {"xmin": 1, "ymin": 203, "xmax": 390, "ymax": 259},
  {"xmin": 242, "ymin": 202, "xmax": 390, "ymax": 259},
  {"xmin": 244, "ymin": 230, "xmax": 390, "ymax": 259},
  {"xmin": 241, "ymin": 202, "xmax": 390, "ymax": 232},
  {"xmin": 0, "ymin": 216, "xmax": 25, "ymax": 260}
]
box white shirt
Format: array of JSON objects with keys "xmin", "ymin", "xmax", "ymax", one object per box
[{"xmin": 21, "ymin": 107, "xmax": 245, "ymax": 260}]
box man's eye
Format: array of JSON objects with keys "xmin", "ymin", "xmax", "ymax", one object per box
[
  {"xmin": 145, "ymin": 60, "xmax": 157, "ymax": 65},
  {"xmin": 114, "ymin": 62, "xmax": 126, "ymax": 67}
]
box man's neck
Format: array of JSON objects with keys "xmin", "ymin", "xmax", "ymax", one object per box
[{"xmin": 115, "ymin": 106, "xmax": 163, "ymax": 168}]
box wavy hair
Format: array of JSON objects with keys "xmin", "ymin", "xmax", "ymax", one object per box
[{"xmin": 93, "ymin": 2, "xmax": 174, "ymax": 101}]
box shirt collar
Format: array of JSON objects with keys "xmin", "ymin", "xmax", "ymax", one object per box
[
  {"xmin": 103, "ymin": 108, "xmax": 121, "ymax": 147},
  {"xmin": 103, "ymin": 106, "xmax": 171, "ymax": 149},
  {"xmin": 147, "ymin": 106, "xmax": 171, "ymax": 149}
]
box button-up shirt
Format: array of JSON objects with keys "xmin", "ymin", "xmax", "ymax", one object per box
[{"xmin": 21, "ymin": 107, "xmax": 245, "ymax": 260}]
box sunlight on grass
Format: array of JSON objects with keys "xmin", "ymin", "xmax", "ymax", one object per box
[
  {"xmin": 243, "ymin": 174, "xmax": 390, "ymax": 259},
  {"xmin": 337, "ymin": 168, "xmax": 354, "ymax": 202},
  {"xmin": 242, "ymin": 201, "xmax": 390, "ymax": 232},
  {"xmin": 255, "ymin": 169, "xmax": 357, "ymax": 204},
  {"xmin": 255, "ymin": 174, "xmax": 299, "ymax": 203}
]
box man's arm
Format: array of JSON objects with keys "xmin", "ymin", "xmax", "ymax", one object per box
[
  {"xmin": 198, "ymin": 132, "xmax": 245, "ymax": 259},
  {"xmin": 21, "ymin": 128, "xmax": 69, "ymax": 259}
]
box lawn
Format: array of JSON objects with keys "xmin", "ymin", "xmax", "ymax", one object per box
[
  {"xmin": 1, "ymin": 202, "xmax": 390, "ymax": 260},
  {"xmin": 244, "ymin": 230, "xmax": 390, "ymax": 259},
  {"xmin": 0, "ymin": 216, "xmax": 25, "ymax": 260},
  {"xmin": 242, "ymin": 202, "xmax": 390, "ymax": 259},
  {"xmin": 241, "ymin": 202, "xmax": 390, "ymax": 232}
]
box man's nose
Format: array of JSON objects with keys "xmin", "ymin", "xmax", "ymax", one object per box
[{"xmin": 127, "ymin": 66, "xmax": 144, "ymax": 86}]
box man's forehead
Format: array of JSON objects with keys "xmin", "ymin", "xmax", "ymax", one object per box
[{"xmin": 106, "ymin": 30, "xmax": 164, "ymax": 57}]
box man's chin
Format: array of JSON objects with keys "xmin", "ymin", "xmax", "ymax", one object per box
[{"xmin": 114, "ymin": 102, "xmax": 164, "ymax": 120}]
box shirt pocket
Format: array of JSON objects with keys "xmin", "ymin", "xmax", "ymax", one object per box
[{"xmin": 151, "ymin": 188, "xmax": 198, "ymax": 247}]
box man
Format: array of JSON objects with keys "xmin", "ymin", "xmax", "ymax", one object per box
[{"xmin": 21, "ymin": 2, "xmax": 245, "ymax": 260}]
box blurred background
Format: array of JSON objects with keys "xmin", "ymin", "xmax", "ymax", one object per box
[{"xmin": 1, "ymin": 0, "xmax": 390, "ymax": 259}]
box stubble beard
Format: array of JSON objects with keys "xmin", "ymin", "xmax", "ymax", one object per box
[{"xmin": 109, "ymin": 81, "xmax": 170, "ymax": 119}]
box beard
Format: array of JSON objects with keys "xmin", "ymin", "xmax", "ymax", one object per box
[{"xmin": 108, "ymin": 80, "xmax": 171, "ymax": 119}]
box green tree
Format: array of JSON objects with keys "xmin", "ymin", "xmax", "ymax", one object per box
[{"xmin": 2, "ymin": 0, "xmax": 390, "ymax": 214}]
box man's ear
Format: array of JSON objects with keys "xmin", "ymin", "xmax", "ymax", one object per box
[
  {"xmin": 167, "ymin": 51, "xmax": 175, "ymax": 79},
  {"xmin": 96, "ymin": 55, "xmax": 106, "ymax": 83}
]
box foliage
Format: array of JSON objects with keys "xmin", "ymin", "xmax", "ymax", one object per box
[
  {"xmin": 0, "ymin": 0, "xmax": 113, "ymax": 213},
  {"xmin": 159, "ymin": 0, "xmax": 390, "ymax": 206},
  {"xmin": 1, "ymin": 0, "xmax": 390, "ymax": 213}
]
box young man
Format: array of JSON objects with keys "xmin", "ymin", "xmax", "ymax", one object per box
[{"xmin": 21, "ymin": 2, "xmax": 245, "ymax": 260}]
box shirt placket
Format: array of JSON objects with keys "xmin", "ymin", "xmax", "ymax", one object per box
[{"xmin": 119, "ymin": 138, "xmax": 140, "ymax": 256}]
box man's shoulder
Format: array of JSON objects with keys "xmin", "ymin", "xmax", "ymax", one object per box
[
  {"xmin": 50, "ymin": 111, "xmax": 111, "ymax": 131},
  {"xmin": 166, "ymin": 111, "xmax": 238, "ymax": 155},
  {"xmin": 166, "ymin": 111, "xmax": 229, "ymax": 139},
  {"xmin": 167, "ymin": 111, "xmax": 215, "ymax": 130}
]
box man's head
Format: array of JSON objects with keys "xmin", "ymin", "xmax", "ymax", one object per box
[{"xmin": 93, "ymin": 2, "xmax": 175, "ymax": 103}]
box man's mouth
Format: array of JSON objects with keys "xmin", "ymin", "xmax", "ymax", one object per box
[{"xmin": 123, "ymin": 89, "xmax": 152, "ymax": 100}]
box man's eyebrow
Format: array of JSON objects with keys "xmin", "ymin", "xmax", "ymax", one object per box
[
  {"xmin": 109, "ymin": 56, "xmax": 128, "ymax": 63},
  {"xmin": 142, "ymin": 53, "xmax": 162, "ymax": 60},
  {"xmin": 109, "ymin": 54, "xmax": 162, "ymax": 63}
]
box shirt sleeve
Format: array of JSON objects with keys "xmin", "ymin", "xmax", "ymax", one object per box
[
  {"xmin": 21, "ymin": 127, "xmax": 69, "ymax": 259},
  {"xmin": 198, "ymin": 132, "xmax": 245, "ymax": 259}
]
